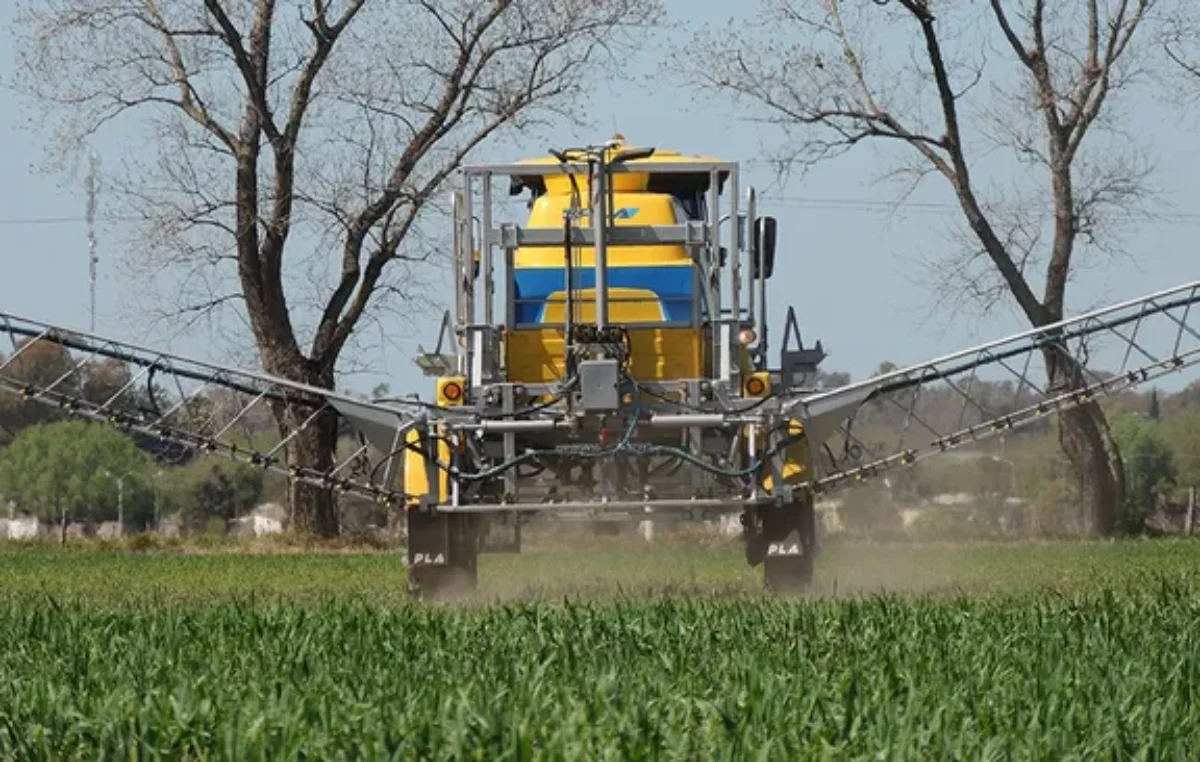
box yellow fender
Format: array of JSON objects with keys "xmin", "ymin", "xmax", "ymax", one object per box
[
  {"xmin": 403, "ymin": 376, "xmax": 465, "ymax": 506},
  {"xmin": 759, "ymin": 418, "xmax": 810, "ymax": 494}
]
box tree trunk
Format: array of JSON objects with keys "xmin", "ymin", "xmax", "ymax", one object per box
[
  {"xmin": 267, "ymin": 359, "xmax": 341, "ymax": 538},
  {"xmin": 286, "ymin": 406, "xmax": 341, "ymax": 536},
  {"xmin": 1043, "ymin": 347, "xmax": 1125, "ymax": 536},
  {"xmin": 1057, "ymin": 404, "xmax": 1124, "ymax": 535}
]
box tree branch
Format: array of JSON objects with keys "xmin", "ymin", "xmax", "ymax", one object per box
[
  {"xmin": 902, "ymin": 2, "xmax": 1049, "ymax": 325},
  {"xmin": 141, "ymin": 1, "xmax": 239, "ymax": 152},
  {"xmin": 201, "ymin": 0, "xmax": 284, "ymax": 146},
  {"xmin": 258, "ymin": 0, "xmax": 367, "ymax": 327},
  {"xmin": 311, "ymin": 0, "xmax": 514, "ymax": 361}
]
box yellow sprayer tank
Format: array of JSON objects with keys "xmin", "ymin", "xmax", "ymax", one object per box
[{"xmin": 504, "ymin": 139, "xmax": 731, "ymax": 385}]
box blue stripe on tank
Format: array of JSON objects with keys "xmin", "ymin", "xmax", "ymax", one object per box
[{"xmin": 513, "ymin": 265, "xmax": 694, "ymax": 323}]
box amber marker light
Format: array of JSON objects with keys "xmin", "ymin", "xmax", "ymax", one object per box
[{"xmin": 440, "ymin": 379, "xmax": 464, "ymax": 405}]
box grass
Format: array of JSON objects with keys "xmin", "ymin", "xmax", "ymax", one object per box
[
  {"xmin": 1, "ymin": 534, "xmax": 1197, "ymax": 604},
  {"xmin": 0, "ymin": 537, "xmax": 1198, "ymax": 758}
]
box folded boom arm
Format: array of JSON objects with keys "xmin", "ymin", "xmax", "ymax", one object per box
[
  {"xmin": 0, "ymin": 313, "xmax": 430, "ymax": 504},
  {"xmin": 1, "ymin": 279, "xmax": 1197, "ymax": 508},
  {"xmin": 789, "ymin": 281, "xmax": 1200, "ymax": 493}
]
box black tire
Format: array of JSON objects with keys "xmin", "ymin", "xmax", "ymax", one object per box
[
  {"xmin": 407, "ymin": 562, "xmax": 476, "ymax": 600},
  {"xmin": 761, "ymin": 498, "xmax": 817, "ymax": 595},
  {"xmin": 764, "ymin": 553, "xmax": 814, "ymax": 594}
]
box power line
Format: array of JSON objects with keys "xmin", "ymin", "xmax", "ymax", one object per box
[
  {"xmin": 759, "ymin": 196, "xmax": 1200, "ymax": 222},
  {"xmin": 0, "ymin": 216, "xmax": 110, "ymax": 226},
  {"xmin": 5, "ymin": 201, "xmax": 1200, "ymax": 226}
]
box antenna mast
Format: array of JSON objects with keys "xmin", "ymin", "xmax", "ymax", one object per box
[{"xmin": 86, "ymin": 152, "xmax": 99, "ymax": 333}]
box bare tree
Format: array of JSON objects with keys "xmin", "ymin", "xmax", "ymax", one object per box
[
  {"xmin": 10, "ymin": 0, "xmax": 662, "ymax": 535},
  {"xmin": 1163, "ymin": 9, "xmax": 1200, "ymax": 84},
  {"xmin": 679, "ymin": 0, "xmax": 1169, "ymax": 535}
]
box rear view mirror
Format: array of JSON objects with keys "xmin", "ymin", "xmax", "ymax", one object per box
[{"xmin": 753, "ymin": 216, "xmax": 777, "ymax": 279}]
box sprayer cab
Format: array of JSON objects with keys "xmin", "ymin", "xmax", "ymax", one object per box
[{"xmin": 398, "ymin": 134, "xmax": 828, "ymax": 597}]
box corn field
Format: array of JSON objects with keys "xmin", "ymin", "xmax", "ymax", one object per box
[{"xmin": 0, "ymin": 558, "xmax": 1197, "ymax": 759}]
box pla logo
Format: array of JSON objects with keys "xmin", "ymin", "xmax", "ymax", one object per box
[
  {"xmin": 411, "ymin": 552, "xmax": 446, "ymax": 565},
  {"xmin": 571, "ymin": 207, "xmax": 640, "ymax": 220},
  {"xmin": 766, "ymin": 542, "xmax": 801, "ymax": 556}
]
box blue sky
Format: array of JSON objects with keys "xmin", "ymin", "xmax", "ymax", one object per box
[{"xmin": 1, "ymin": 0, "xmax": 1197, "ymax": 397}]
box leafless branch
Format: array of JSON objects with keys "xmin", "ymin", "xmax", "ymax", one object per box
[
  {"xmin": 676, "ymin": 0, "xmax": 1167, "ymax": 534},
  {"xmin": 12, "ymin": 0, "xmax": 662, "ymax": 386}
]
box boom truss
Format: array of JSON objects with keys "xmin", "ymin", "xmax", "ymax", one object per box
[
  {"xmin": 793, "ymin": 281, "xmax": 1200, "ymax": 492},
  {"xmin": 1, "ymin": 279, "xmax": 1198, "ymax": 508}
]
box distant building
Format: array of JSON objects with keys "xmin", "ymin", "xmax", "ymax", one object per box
[
  {"xmin": 0, "ymin": 516, "xmax": 42, "ymax": 540},
  {"xmin": 228, "ymin": 503, "xmax": 287, "ymax": 537}
]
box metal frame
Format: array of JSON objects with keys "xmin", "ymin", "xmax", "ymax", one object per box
[
  {"xmin": 454, "ymin": 154, "xmax": 748, "ymax": 394},
  {"xmin": 437, "ymin": 145, "xmax": 782, "ymax": 515}
]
